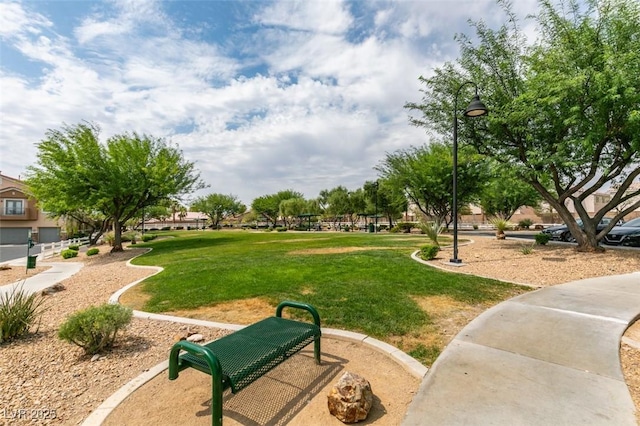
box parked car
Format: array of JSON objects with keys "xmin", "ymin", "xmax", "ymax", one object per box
[
  {"xmin": 541, "ymin": 217, "xmax": 620, "ymax": 242},
  {"xmin": 602, "ymin": 217, "xmax": 640, "ymax": 247}
]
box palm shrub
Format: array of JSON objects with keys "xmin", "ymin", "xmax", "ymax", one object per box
[
  {"xmin": 58, "ymin": 304, "xmax": 133, "ymax": 355},
  {"xmin": 420, "ymin": 221, "xmax": 444, "ymax": 247},
  {"xmin": 489, "ymin": 218, "xmax": 510, "ymax": 239},
  {"xmin": 0, "ymin": 283, "xmax": 46, "ymax": 343}
]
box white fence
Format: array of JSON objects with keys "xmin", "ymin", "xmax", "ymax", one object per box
[{"xmin": 39, "ymin": 237, "xmax": 90, "ymax": 259}]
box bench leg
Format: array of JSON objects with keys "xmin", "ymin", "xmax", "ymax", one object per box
[
  {"xmin": 212, "ymin": 374, "xmax": 223, "ymax": 426},
  {"xmin": 314, "ymin": 335, "xmax": 321, "ymax": 365}
]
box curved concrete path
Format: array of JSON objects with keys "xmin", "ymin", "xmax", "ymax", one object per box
[
  {"xmin": 403, "ymin": 272, "xmax": 640, "ymax": 425},
  {"xmin": 0, "ymin": 259, "xmax": 83, "ymax": 297}
]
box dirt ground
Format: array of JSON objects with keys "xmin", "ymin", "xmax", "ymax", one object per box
[{"xmin": 104, "ymin": 338, "xmax": 420, "ymax": 426}]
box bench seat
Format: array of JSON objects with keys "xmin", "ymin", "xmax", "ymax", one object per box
[{"xmin": 168, "ymin": 301, "xmax": 321, "ymax": 426}]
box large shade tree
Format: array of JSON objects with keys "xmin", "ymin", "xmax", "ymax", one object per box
[
  {"xmin": 377, "ymin": 142, "xmax": 489, "ymax": 228},
  {"xmin": 480, "ymin": 162, "xmax": 543, "ymax": 220},
  {"xmin": 26, "ymin": 122, "xmax": 204, "ymax": 252},
  {"xmin": 406, "ymin": 0, "xmax": 640, "ymax": 251},
  {"xmin": 191, "ymin": 193, "xmax": 246, "ymax": 229},
  {"xmin": 363, "ymin": 180, "xmax": 407, "ymax": 228},
  {"xmin": 251, "ymin": 190, "xmax": 304, "ymax": 227}
]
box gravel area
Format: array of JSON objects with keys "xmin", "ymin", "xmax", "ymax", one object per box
[{"xmin": 0, "ymin": 238, "xmax": 638, "ymax": 424}]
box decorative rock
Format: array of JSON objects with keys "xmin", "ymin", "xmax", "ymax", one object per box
[
  {"xmin": 327, "ymin": 371, "xmax": 373, "ymax": 423},
  {"xmin": 42, "ymin": 283, "xmax": 65, "ymax": 295},
  {"xmin": 90, "ymin": 354, "xmax": 100, "ymax": 362},
  {"xmin": 186, "ymin": 333, "xmax": 204, "ymax": 342}
]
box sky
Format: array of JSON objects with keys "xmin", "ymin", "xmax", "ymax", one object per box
[{"xmin": 0, "ymin": 0, "xmax": 542, "ymax": 206}]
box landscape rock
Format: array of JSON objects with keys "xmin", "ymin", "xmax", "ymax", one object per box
[
  {"xmin": 327, "ymin": 371, "xmax": 373, "ymax": 423},
  {"xmin": 186, "ymin": 333, "xmax": 204, "ymax": 342},
  {"xmin": 42, "ymin": 283, "xmax": 66, "ymax": 295}
]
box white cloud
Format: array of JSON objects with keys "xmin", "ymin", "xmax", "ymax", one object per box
[{"xmin": 0, "ymin": 0, "xmax": 546, "ymax": 204}]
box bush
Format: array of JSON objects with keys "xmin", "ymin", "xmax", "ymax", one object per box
[
  {"xmin": 276, "ymin": 227, "xmax": 288, "ymax": 232},
  {"xmin": 395, "ymin": 222, "xmax": 415, "ymax": 233},
  {"xmin": 520, "ymin": 244, "xmax": 534, "ymax": 255},
  {"xmin": 0, "ymin": 283, "xmax": 46, "ymax": 343},
  {"xmin": 61, "ymin": 249, "xmax": 78, "ymax": 259},
  {"xmin": 420, "ymin": 244, "xmax": 440, "ymax": 260},
  {"xmin": 86, "ymin": 248, "xmax": 99, "ymax": 256},
  {"xmin": 518, "ymin": 219, "xmax": 534, "ymax": 230},
  {"xmin": 103, "ymin": 232, "xmax": 115, "ymax": 246},
  {"xmin": 68, "ymin": 244, "xmax": 80, "ymax": 251},
  {"xmin": 161, "ymin": 227, "xmax": 171, "ymax": 231},
  {"xmin": 535, "ymin": 233, "xmax": 551, "ymax": 245},
  {"xmin": 141, "ymin": 234, "xmax": 157, "ymax": 242},
  {"xmin": 58, "ymin": 304, "xmax": 133, "ymax": 355}
]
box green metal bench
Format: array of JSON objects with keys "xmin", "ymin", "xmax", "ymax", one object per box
[{"xmin": 168, "ymin": 301, "xmax": 321, "ymax": 426}]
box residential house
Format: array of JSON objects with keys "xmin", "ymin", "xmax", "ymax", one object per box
[{"xmin": 0, "ymin": 172, "xmax": 63, "ymax": 244}]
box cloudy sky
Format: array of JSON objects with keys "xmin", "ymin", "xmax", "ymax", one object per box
[{"xmin": 0, "ymin": 0, "xmax": 541, "ymax": 205}]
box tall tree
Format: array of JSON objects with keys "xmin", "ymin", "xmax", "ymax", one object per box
[
  {"xmin": 251, "ymin": 190, "xmax": 304, "ymax": 228},
  {"xmin": 480, "ymin": 163, "xmax": 543, "ymax": 220},
  {"xmin": 26, "ymin": 122, "xmax": 204, "ymax": 252},
  {"xmin": 191, "ymin": 193, "xmax": 246, "ymax": 229},
  {"xmin": 376, "ymin": 142, "xmax": 489, "ymax": 228},
  {"xmin": 363, "ymin": 179, "xmax": 407, "ymax": 228},
  {"xmin": 406, "ymin": 0, "xmax": 640, "ymax": 251}
]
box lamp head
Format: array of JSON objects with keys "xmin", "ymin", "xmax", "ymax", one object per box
[{"xmin": 463, "ymin": 95, "xmax": 488, "ymax": 117}]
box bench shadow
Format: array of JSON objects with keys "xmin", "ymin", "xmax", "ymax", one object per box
[{"xmin": 194, "ymin": 349, "xmax": 346, "ymax": 425}]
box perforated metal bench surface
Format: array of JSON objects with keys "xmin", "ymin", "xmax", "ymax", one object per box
[{"xmin": 168, "ymin": 301, "xmax": 321, "ymax": 426}]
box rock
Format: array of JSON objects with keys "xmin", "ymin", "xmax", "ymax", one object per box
[
  {"xmin": 41, "ymin": 283, "xmax": 65, "ymax": 295},
  {"xmin": 90, "ymin": 354, "xmax": 100, "ymax": 362},
  {"xmin": 173, "ymin": 334, "xmax": 188, "ymax": 342},
  {"xmin": 186, "ymin": 333, "xmax": 204, "ymax": 342},
  {"xmin": 327, "ymin": 371, "xmax": 373, "ymax": 423}
]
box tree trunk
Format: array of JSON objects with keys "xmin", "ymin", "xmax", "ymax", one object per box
[{"xmin": 111, "ymin": 222, "xmax": 124, "ymax": 252}]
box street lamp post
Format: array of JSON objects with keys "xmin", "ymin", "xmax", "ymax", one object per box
[
  {"xmin": 374, "ymin": 181, "xmax": 379, "ymax": 234},
  {"xmin": 451, "ymin": 81, "xmax": 488, "ymax": 264}
]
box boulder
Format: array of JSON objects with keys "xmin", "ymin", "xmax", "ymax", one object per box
[{"xmin": 327, "ymin": 371, "xmax": 373, "ymax": 423}]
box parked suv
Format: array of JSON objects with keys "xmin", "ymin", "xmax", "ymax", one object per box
[
  {"xmin": 602, "ymin": 217, "xmax": 640, "ymax": 247},
  {"xmin": 541, "ymin": 217, "xmax": 620, "ymax": 242}
]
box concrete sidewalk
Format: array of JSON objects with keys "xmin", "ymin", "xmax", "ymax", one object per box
[
  {"xmin": 0, "ymin": 259, "xmax": 83, "ymax": 297},
  {"xmin": 403, "ymin": 272, "xmax": 640, "ymax": 425}
]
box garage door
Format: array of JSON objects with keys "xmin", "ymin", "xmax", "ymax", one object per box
[
  {"xmin": 0, "ymin": 227, "xmax": 30, "ymax": 245},
  {"xmin": 38, "ymin": 227, "xmax": 61, "ymax": 243}
]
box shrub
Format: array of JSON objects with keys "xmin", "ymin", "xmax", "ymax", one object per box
[
  {"xmin": 520, "ymin": 244, "xmax": 534, "ymax": 255},
  {"xmin": 472, "ymin": 224, "xmax": 479, "ymax": 230},
  {"xmin": 535, "ymin": 233, "xmax": 551, "ymax": 245},
  {"xmin": 68, "ymin": 244, "xmax": 80, "ymax": 251},
  {"xmin": 276, "ymin": 227, "xmax": 288, "ymax": 232},
  {"xmin": 161, "ymin": 227, "xmax": 171, "ymax": 231},
  {"xmin": 419, "ymin": 221, "xmax": 444, "ymax": 247},
  {"xmin": 175, "ymin": 226, "xmax": 184, "ymax": 230},
  {"xmin": 61, "ymin": 249, "xmax": 78, "ymax": 259},
  {"xmin": 86, "ymin": 248, "xmax": 99, "ymax": 256},
  {"xmin": 103, "ymin": 232, "xmax": 115, "ymax": 246},
  {"xmin": 0, "ymin": 283, "xmax": 46, "ymax": 343},
  {"xmin": 141, "ymin": 234, "xmax": 157, "ymax": 242},
  {"xmin": 518, "ymin": 219, "xmax": 534, "ymax": 229},
  {"xmin": 58, "ymin": 304, "xmax": 133, "ymax": 355},
  {"xmin": 396, "ymin": 222, "xmax": 415, "ymax": 233},
  {"xmin": 420, "ymin": 244, "xmax": 440, "ymax": 260}
]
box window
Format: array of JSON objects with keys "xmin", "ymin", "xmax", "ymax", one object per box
[{"xmin": 4, "ymin": 199, "xmax": 24, "ymax": 215}]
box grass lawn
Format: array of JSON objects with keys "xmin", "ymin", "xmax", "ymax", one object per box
[{"xmin": 129, "ymin": 230, "xmax": 530, "ymax": 364}]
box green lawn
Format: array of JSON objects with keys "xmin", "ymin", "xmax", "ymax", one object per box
[{"xmin": 131, "ymin": 230, "xmax": 528, "ymax": 355}]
